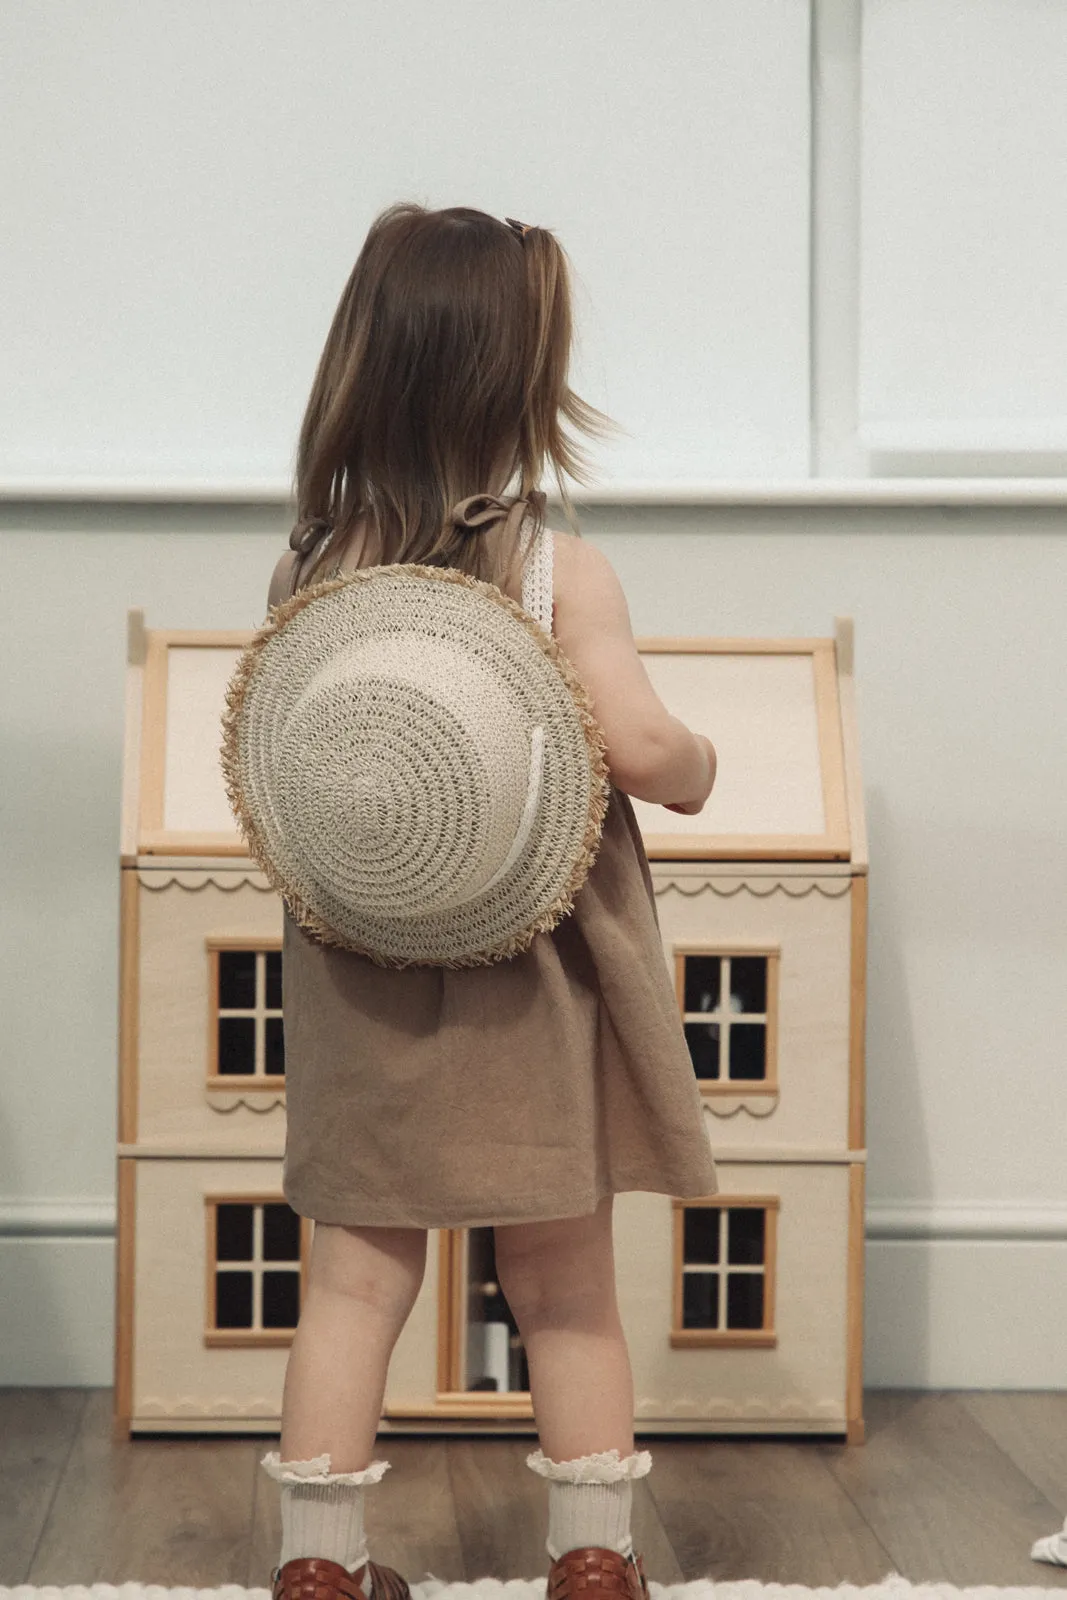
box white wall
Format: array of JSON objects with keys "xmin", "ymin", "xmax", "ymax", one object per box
[
  {"xmin": 0, "ymin": 0, "xmax": 811, "ymax": 489},
  {"xmin": 1, "ymin": 500, "xmax": 1065, "ymax": 1387}
]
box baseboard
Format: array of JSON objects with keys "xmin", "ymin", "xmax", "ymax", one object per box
[
  {"xmin": 864, "ymin": 1236, "xmax": 1067, "ymax": 1387},
  {"xmin": 2, "ymin": 1200, "xmax": 1065, "ymax": 1388},
  {"xmin": 0, "ymin": 1235, "xmax": 117, "ymax": 1385}
]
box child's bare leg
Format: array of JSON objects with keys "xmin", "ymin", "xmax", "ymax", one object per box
[
  {"xmin": 279, "ymin": 1220, "xmax": 427, "ymax": 1469},
  {"xmin": 264, "ymin": 1221, "xmax": 427, "ymax": 1586},
  {"xmin": 495, "ymin": 1194, "xmax": 651, "ymax": 1565},
  {"xmin": 495, "ymin": 1192, "xmax": 634, "ymax": 1459}
]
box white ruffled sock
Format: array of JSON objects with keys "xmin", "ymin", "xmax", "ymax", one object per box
[
  {"xmin": 261, "ymin": 1450, "xmax": 392, "ymax": 1593},
  {"xmin": 526, "ymin": 1446, "xmax": 653, "ymax": 1562}
]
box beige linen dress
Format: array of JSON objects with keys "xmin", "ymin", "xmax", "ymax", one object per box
[{"xmin": 272, "ymin": 505, "xmax": 719, "ymax": 1228}]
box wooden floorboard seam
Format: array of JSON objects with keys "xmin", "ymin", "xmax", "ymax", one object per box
[
  {"xmin": 811, "ymin": 1446, "xmax": 902, "ymax": 1580},
  {"xmin": 963, "ymin": 1397, "xmax": 1049, "ymax": 1506},
  {"xmin": 25, "ymin": 1390, "xmax": 88, "ymax": 1589}
]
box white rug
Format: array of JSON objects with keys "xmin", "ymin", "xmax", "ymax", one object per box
[{"xmin": 3, "ymin": 1576, "xmax": 1066, "ymax": 1600}]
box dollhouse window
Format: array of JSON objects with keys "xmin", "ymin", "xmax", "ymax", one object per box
[
  {"xmin": 207, "ymin": 941, "xmax": 285, "ymax": 1088},
  {"xmin": 204, "ymin": 1195, "xmax": 308, "ymax": 1346},
  {"xmin": 670, "ymin": 1197, "xmax": 778, "ymax": 1348},
  {"xmin": 676, "ymin": 949, "xmax": 779, "ymax": 1098},
  {"xmin": 431, "ymin": 1227, "xmax": 534, "ymax": 1413}
]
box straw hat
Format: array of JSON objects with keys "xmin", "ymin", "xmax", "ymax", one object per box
[{"xmin": 219, "ymin": 494, "xmax": 611, "ymax": 969}]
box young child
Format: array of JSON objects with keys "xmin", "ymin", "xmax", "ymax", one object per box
[{"xmin": 260, "ymin": 203, "xmax": 719, "ymax": 1600}]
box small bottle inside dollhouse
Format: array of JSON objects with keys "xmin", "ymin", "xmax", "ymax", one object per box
[{"xmin": 463, "ymin": 1226, "xmax": 529, "ymax": 1393}]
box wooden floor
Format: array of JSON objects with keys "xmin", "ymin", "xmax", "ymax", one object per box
[{"xmin": 2, "ymin": 1390, "xmax": 1066, "ymax": 1591}]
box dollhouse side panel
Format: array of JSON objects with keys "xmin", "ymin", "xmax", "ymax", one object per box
[
  {"xmin": 653, "ymin": 871, "xmax": 853, "ymax": 1147},
  {"xmin": 161, "ymin": 646, "xmax": 244, "ymax": 835},
  {"xmin": 615, "ymin": 1163, "xmax": 850, "ymax": 1427},
  {"xmin": 132, "ymin": 1157, "xmax": 295, "ymax": 1424},
  {"xmin": 120, "ymin": 631, "xmax": 145, "ymax": 863},
  {"xmin": 136, "ymin": 871, "xmax": 285, "ymax": 1148}
]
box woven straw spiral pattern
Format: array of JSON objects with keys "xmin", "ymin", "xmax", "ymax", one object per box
[{"xmin": 220, "ymin": 562, "xmax": 610, "ymax": 969}]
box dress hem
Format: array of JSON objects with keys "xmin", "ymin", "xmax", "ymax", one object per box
[{"xmin": 282, "ymin": 1170, "xmax": 720, "ymax": 1230}]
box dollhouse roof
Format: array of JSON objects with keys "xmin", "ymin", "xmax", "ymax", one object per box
[{"xmin": 120, "ymin": 612, "xmax": 866, "ymax": 868}]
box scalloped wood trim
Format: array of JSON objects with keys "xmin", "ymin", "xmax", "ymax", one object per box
[
  {"xmin": 136, "ymin": 1395, "xmax": 284, "ymax": 1417},
  {"xmin": 702, "ymin": 1093, "xmax": 780, "ymax": 1120},
  {"xmin": 139, "ymin": 872, "xmax": 274, "ymax": 893},
  {"xmin": 134, "ymin": 1393, "xmax": 846, "ymax": 1424},
  {"xmin": 380, "ymin": 1395, "xmax": 845, "ymax": 1422},
  {"xmin": 634, "ymin": 1395, "xmax": 844, "ymax": 1420},
  {"xmin": 219, "ymin": 562, "xmax": 611, "ymax": 969},
  {"xmin": 205, "ymin": 1090, "xmax": 286, "ymax": 1113},
  {"xmin": 656, "ymin": 878, "xmax": 852, "ymax": 899}
]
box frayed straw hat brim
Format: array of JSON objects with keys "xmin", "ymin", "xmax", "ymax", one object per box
[{"xmin": 220, "ymin": 562, "xmax": 611, "ymax": 969}]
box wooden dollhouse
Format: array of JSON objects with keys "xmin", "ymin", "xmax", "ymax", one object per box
[{"xmin": 115, "ymin": 606, "xmax": 867, "ymax": 1444}]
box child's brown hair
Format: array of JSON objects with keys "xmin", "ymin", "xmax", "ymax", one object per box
[{"xmin": 289, "ymin": 202, "xmax": 619, "ymax": 595}]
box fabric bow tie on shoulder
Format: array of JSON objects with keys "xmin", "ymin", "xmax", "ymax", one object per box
[
  {"xmin": 267, "ymin": 494, "xmax": 546, "ymax": 614},
  {"xmin": 450, "ymin": 490, "xmax": 547, "ymax": 541}
]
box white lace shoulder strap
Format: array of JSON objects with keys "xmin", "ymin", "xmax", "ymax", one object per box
[{"xmin": 519, "ymin": 515, "xmax": 554, "ymax": 634}]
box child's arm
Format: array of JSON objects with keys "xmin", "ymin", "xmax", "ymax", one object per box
[{"xmin": 552, "ymin": 535, "xmax": 717, "ymax": 810}]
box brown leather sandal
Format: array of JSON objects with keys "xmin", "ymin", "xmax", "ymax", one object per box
[
  {"xmin": 547, "ymin": 1546, "xmax": 651, "ymax": 1600},
  {"xmin": 272, "ymin": 1554, "xmax": 411, "ymax": 1600}
]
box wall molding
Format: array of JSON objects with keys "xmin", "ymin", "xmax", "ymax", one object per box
[
  {"xmin": 4, "ymin": 1195, "xmax": 1066, "ymax": 1242},
  {"xmin": 6, "ymin": 477, "xmax": 1067, "ymax": 506},
  {"xmin": 865, "ymin": 1202, "xmax": 1067, "ymax": 1242},
  {"xmin": 0, "ymin": 1199, "xmax": 116, "ymax": 1238}
]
